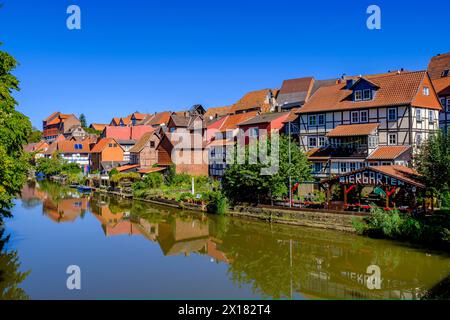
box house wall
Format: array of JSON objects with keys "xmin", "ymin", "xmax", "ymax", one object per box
[{"xmin": 439, "ymin": 95, "xmax": 450, "ymax": 133}]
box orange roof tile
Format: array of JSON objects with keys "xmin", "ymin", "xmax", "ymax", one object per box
[
  {"xmin": 326, "ymin": 123, "xmax": 380, "ymax": 137},
  {"xmin": 138, "ymin": 167, "xmax": 166, "ymax": 174},
  {"xmin": 205, "ymin": 106, "xmax": 231, "ymax": 118},
  {"xmin": 432, "ymin": 77, "xmax": 450, "ymax": 96},
  {"xmin": 90, "ymin": 138, "xmax": 121, "ymax": 153},
  {"xmin": 90, "ymin": 123, "xmax": 107, "ymax": 132},
  {"xmin": 299, "ymin": 71, "xmax": 441, "ymax": 113},
  {"xmin": 217, "ymin": 111, "xmax": 258, "ymax": 132},
  {"xmin": 229, "ymin": 89, "xmax": 275, "ymax": 114},
  {"xmin": 116, "ymin": 164, "xmax": 140, "ymax": 172},
  {"xmin": 55, "ymin": 140, "xmax": 91, "ymax": 153},
  {"xmin": 367, "ymin": 146, "xmax": 411, "ymax": 160}
]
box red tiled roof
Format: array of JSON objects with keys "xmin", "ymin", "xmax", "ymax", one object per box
[
  {"xmin": 229, "ymin": 89, "xmax": 275, "ymax": 114},
  {"xmin": 238, "ymin": 112, "xmax": 290, "ymax": 126},
  {"xmin": 217, "ymin": 111, "xmax": 258, "ymax": 132},
  {"xmin": 432, "ymin": 77, "xmax": 450, "ymax": 96},
  {"xmin": 90, "ymin": 123, "xmax": 107, "ymax": 132},
  {"xmin": 323, "ymin": 165, "xmax": 423, "ymax": 188},
  {"xmin": 326, "ymin": 123, "xmax": 380, "ymax": 137},
  {"xmin": 116, "ymin": 164, "xmax": 140, "ymax": 172},
  {"xmin": 90, "ymin": 138, "xmax": 120, "ymax": 153},
  {"xmin": 367, "ymin": 146, "xmax": 411, "ymax": 160},
  {"xmin": 54, "ymin": 141, "xmax": 91, "ymax": 153},
  {"xmin": 427, "ymin": 52, "xmax": 450, "ymax": 80},
  {"xmin": 138, "ymin": 167, "xmax": 166, "ymax": 174},
  {"xmin": 205, "ymin": 106, "xmax": 231, "ymax": 118},
  {"xmin": 299, "ymin": 71, "xmax": 441, "ymax": 113}
]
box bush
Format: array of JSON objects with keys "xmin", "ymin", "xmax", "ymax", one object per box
[
  {"xmin": 177, "ymin": 192, "xmax": 194, "ymax": 202},
  {"xmin": 203, "ymin": 191, "xmax": 229, "ymax": 215}
]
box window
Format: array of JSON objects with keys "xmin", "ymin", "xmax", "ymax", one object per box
[
  {"xmin": 318, "ymin": 114, "xmax": 325, "ymax": 126},
  {"xmin": 354, "ymin": 90, "xmax": 362, "ymax": 101},
  {"xmin": 249, "ymin": 127, "xmax": 259, "ymax": 137},
  {"xmin": 308, "ymin": 137, "xmax": 317, "ymax": 147},
  {"xmin": 382, "ymin": 162, "xmax": 392, "ymax": 166},
  {"xmin": 429, "ymin": 110, "xmax": 435, "ymax": 124},
  {"xmin": 351, "ymin": 111, "xmax": 359, "ymax": 123},
  {"xmin": 416, "ymin": 133, "xmax": 422, "ymax": 145},
  {"xmin": 416, "ymin": 109, "xmax": 422, "ymax": 122},
  {"xmin": 363, "ymin": 89, "xmax": 372, "ymax": 100},
  {"xmin": 150, "ymin": 141, "xmax": 155, "ymax": 148},
  {"xmin": 442, "ymin": 69, "xmax": 449, "ymax": 77},
  {"xmin": 308, "ymin": 115, "xmax": 317, "ymax": 126},
  {"xmin": 170, "ymin": 127, "xmax": 176, "ymax": 133},
  {"xmin": 318, "ymin": 136, "xmax": 326, "ymax": 147},
  {"xmin": 340, "ymin": 162, "xmax": 347, "ymax": 173},
  {"xmin": 360, "ymin": 110, "xmax": 368, "ymax": 123},
  {"xmin": 388, "ymin": 108, "xmax": 397, "ymax": 121},
  {"xmin": 113, "ymin": 143, "xmax": 118, "ymax": 147},
  {"xmin": 108, "ymin": 143, "xmax": 113, "ymax": 147},
  {"xmin": 350, "ymin": 162, "xmax": 356, "ymax": 172},
  {"xmin": 423, "ymin": 86, "xmax": 430, "ymax": 96},
  {"xmin": 368, "ymin": 136, "xmax": 378, "ymax": 148},
  {"xmin": 313, "ymin": 162, "xmax": 322, "ymax": 173},
  {"xmin": 447, "ymin": 98, "xmax": 450, "ymax": 112},
  {"xmin": 388, "ymin": 134, "xmax": 397, "ymax": 145}
]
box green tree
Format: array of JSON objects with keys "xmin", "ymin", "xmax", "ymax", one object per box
[
  {"xmin": 27, "ymin": 127, "xmax": 42, "ymax": 143},
  {"xmin": 222, "ymin": 135, "xmax": 311, "ymax": 204},
  {"xmin": 415, "ymin": 130, "xmax": 450, "ymax": 201},
  {"xmin": 0, "ymin": 43, "xmax": 32, "ymax": 221},
  {"xmin": 35, "ymin": 155, "xmax": 63, "ymax": 177},
  {"xmin": 79, "ymin": 113, "xmax": 86, "ymax": 128}
]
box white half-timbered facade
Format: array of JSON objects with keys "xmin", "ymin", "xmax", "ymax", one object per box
[{"xmin": 294, "ymin": 71, "xmax": 442, "ymax": 178}]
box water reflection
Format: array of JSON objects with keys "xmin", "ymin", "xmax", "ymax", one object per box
[
  {"xmin": 10, "ymin": 182, "xmax": 450, "ymax": 299},
  {"xmin": 0, "ymin": 229, "xmax": 30, "ymax": 300}
]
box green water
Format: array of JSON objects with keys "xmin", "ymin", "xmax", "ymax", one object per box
[{"xmin": 1, "ymin": 181, "xmax": 449, "ymax": 300}]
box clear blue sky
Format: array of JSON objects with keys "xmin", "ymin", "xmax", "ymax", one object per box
[{"xmin": 0, "ymin": 0, "xmax": 448, "ymax": 128}]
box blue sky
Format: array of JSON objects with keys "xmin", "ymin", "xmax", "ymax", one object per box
[{"xmin": 0, "ymin": 0, "xmax": 448, "ymax": 128}]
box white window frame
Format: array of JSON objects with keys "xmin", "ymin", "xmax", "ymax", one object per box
[
  {"xmin": 360, "ymin": 110, "xmax": 368, "ymax": 123},
  {"xmin": 351, "ymin": 111, "xmax": 359, "ymax": 123},
  {"xmin": 423, "ymin": 86, "xmax": 430, "ymax": 96},
  {"xmin": 354, "ymin": 90, "xmax": 362, "ymax": 101},
  {"xmin": 308, "ymin": 137, "xmax": 317, "ymax": 148},
  {"xmin": 388, "ymin": 108, "xmax": 397, "ymax": 121},
  {"xmin": 416, "ymin": 109, "xmax": 422, "ymax": 122},
  {"xmin": 308, "ymin": 115, "xmax": 317, "ymax": 127},
  {"xmin": 339, "ymin": 162, "xmax": 347, "ymax": 173},
  {"xmin": 249, "ymin": 127, "xmax": 259, "ymax": 138},
  {"xmin": 363, "ymin": 89, "xmax": 371, "ymax": 100},
  {"xmin": 349, "ymin": 162, "xmax": 356, "ymax": 172},
  {"xmin": 388, "ymin": 133, "xmax": 397, "ymax": 145},
  {"xmin": 429, "ymin": 110, "xmax": 434, "ymax": 124},
  {"xmin": 318, "ymin": 136, "xmax": 326, "ymax": 147}
]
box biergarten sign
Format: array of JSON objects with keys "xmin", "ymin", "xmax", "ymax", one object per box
[{"xmin": 339, "ymin": 169, "xmax": 405, "ymax": 187}]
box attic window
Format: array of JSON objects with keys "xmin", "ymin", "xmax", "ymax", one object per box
[
  {"xmin": 363, "ymin": 89, "xmax": 372, "ymax": 100},
  {"xmin": 423, "ymin": 86, "xmax": 430, "ymax": 96},
  {"xmin": 441, "ymin": 69, "xmax": 449, "ymax": 77},
  {"xmin": 354, "ymin": 90, "xmax": 362, "ymax": 101}
]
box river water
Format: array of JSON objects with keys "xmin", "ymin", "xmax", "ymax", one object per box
[{"xmin": 1, "ymin": 181, "xmax": 449, "ymax": 300}]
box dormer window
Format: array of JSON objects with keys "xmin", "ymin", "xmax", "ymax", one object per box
[
  {"xmin": 441, "ymin": 69, "xmax": 449, "ymax": 77},
  {"xmin": 423, "ymin": 86, "xmax": 430, "ymax": 96},
  {"xmin": 354, "ymin": 90, "xmax": 362, "ymax": 101},
  {"xmin": 363, "ymin": 89, "xmax": 372, "ymax": 100}
]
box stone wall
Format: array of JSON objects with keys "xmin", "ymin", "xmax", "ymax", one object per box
[{"xmin": 230, "ymin": 205, "xmax": 362, "ymax": 232}]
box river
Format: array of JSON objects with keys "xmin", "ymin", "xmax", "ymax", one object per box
[{"xmin": 1, "ymin": 181, "xmax": 449, "ymax": 300}]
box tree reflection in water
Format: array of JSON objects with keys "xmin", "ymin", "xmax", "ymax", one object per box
[{"xmin": 0, "ymin": 229, "xmax": 30, "ymax": 300}]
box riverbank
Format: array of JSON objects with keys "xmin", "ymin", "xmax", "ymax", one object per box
[{"xmin": 93, "ymin": 187, "xmax": 361, "ymax": 233}]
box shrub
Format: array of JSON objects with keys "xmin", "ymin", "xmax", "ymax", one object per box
[
  {"xmin": 177, "ymin": 192, "xmax": 194, "ymax": 202},
  {"xmin": 203, "ymin": 191, "xmax": 229, "ymax": 215}
]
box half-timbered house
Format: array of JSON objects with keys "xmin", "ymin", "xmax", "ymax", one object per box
[{"xmin": 295, "ymin": 71, "xmax": 442, "ymax": 178}]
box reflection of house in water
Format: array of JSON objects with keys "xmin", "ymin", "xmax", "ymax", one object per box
[
  {"xmin": 157, "ymin": 220, "xmax": 210, "ymax": 256},
  {"xmin": 91, "ymin": 203, "xmax": 141, "ymax": 237},
  {"xmin": 43, "ymin": 197, "xmax": 89, "ymax": 223},
  {"xmin": 21, "ymin": 183, "xmax": 48, "ymax": 203}
]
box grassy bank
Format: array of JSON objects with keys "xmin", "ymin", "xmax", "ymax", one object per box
[{"xmin": 352, "ymin": 207, "xmax": 450, "ymax": 251}]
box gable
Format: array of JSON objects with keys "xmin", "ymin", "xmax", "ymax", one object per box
[{"xmin": 411, "ymin": 73, "xmax": 442, "ymax": 110}]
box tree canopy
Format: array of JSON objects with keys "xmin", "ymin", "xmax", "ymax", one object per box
[
  {"xmin": 0, "ymin": 44, "xmax": 32, "ymax": 221},
  {"xmin": 416, "ymin": 130, "xmax": 450, "ymax": 200},
  {"xmin": 222, "ymin": 135, "xmax": 311, "ymax": 204},
  {"xmin": 79, "ymin": 113, "xmax": 86, "ymax": 128}
]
